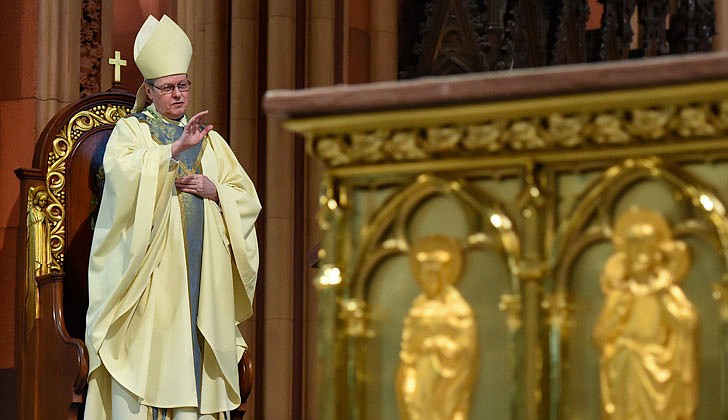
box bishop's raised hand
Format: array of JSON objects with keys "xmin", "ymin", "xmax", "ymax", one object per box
[{"xmin": 172, "ymin": 110, "xmax": 213, "ymax": 158}]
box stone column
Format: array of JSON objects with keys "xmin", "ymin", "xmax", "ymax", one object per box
[
  {"xmin": 265, "ymin": 1, "xmax": 297, "ymax": 419},
  {"xmin": 308, "ymin": 0, "xmax": 335, "ymax": 87},
  {"xmin": 177, "ymin": 0, "xmax": 229, "ymax": 138},
  {"xmin": 715, "ymin": 0, "xmax": 728, "ymax": 51},
  {"xmin": 369, "ymin": 0, "xmax": 397, "ymax": 81},
  {"xmin": 175, "ymin": 0, "xmax": 199, "ymax": 107},
  {"xmin": 228, "ymin": 1, "xmax": 260, "ymax": 412},
  {"xmin": 201, "ymin": 3, "xmax": 230, "ymax": 137},
  {"xmin": 305, "ymin": 2, "xmax": 336, "ymax": 417},
  {"xmin": 36, "ymin": 0, "xmax": 82, "ymax": 133},
  {"xmin": 229, "ymin": 2, "xmax": 259, "ymax": 174}
]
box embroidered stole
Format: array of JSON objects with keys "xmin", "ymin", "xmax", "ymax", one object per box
[{"xmin": 134, "ymin": 110, "xmax": 206, "ymax": 408}]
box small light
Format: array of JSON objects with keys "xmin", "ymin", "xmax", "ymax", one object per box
[
  {"xmin": 490, "ymin": 213, "xmax": 512, "ymax": 229},
  {"xmin": 700, "ymin": 194, "xmax": 714, "ymax": 212},
  {"xmin": 327, "ymin": 199, "xmax": 338, "ymax": 210},
  {"xmin": 490, "ymin": 214, "xmax": 503, "ymax": 228},
  {"xmin": 318, "ymin": 266, "xmax": 341, "ymax": 287},
  {"xmin": 405, "ymin": 375, "xmax": 416, "ymax": 393}
]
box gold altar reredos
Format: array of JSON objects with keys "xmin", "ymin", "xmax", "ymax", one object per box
[{"xmin": 269, "ymin": 55, "xmax": 728, "ymax": 420}]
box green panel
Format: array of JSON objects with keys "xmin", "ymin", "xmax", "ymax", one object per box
[
  {"xmin": 556, "ymin": 171, "xmax": 602, "ymax": 224},
  {"xmin": 350, "ymin": 184, "xmax": 401, "ymax": 243},
  {"xmin": 459, "ymin": 248, "xmax": 516, "ymax": 420},
  {"xmin": 407, "ymin": 194, "xmax": 471, "ymax": 241},
  {"xmin": 683, "ymin": 237, "xmax": 724, "ymax": 419},
  {"xmin": 686, "ymin": 162, "xmax": 728, "ymax": 207},
  {"xmin": 472, "ymin": 177, "xmax": 524, "ymax": 231},
  {"xmin": 471, "ymin": 177, "xmax": 522, "ymax": 209},
  {"xmin": 364, "ymin": 248, "xmax": 515, "ymax": 420},
  {"xmin": 564, "ymin": 242, "xmax": 611, "ymax": 419},
  {"xmin": 364, "ymin": 254, "xmax": 416, "ymax": 420},
  {"xmin": 613, "ymin": 180, "xmax": 684, "ymax": 222}
]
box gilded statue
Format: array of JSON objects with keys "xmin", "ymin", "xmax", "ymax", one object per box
[
  {"xmin": 26, "ymin": 187, "xmax": 51, "ymax": 327},
  {"xmin": 593, "ymin": 208, "xmax": 698, "ymax": 420},
  {"xmin": 396, "ymin": 235, "xmax": 477, "ymax": 420}
]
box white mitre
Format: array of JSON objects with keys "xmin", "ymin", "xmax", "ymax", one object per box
[{"xmin": 132, "ymin": 15, "xmax": 192, "ymax": 112}]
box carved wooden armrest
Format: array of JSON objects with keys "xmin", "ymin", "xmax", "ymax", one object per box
[{"xmin": 233, "ymin": 349, "xmax": 254, "ymax": 419}]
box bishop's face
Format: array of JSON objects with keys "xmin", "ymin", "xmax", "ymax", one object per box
[{"xmin": 144, "ymin": 73, "xmax": 190, "ymax": 120}]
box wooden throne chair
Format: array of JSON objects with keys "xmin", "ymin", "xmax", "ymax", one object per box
[{"xmin": 15, "ymin": 91, "xmax": 253, "ymax": 419}]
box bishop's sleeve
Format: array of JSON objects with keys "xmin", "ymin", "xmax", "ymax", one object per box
[
  {"xmin": 206, "ymin": 131, "xmax": 261, "ymax": 319},
  {"xmin": 196, "ymin": 131, "xmax": 261, "ymax": 412}
]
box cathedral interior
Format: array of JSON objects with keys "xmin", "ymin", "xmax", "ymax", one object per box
[{"xmin": 2, "ymin": 0, "xmax": 728, "ymax": 419}]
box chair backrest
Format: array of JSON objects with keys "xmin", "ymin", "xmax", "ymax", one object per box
[
  {"xmin": 30, "ymin": 91, "xmax": 135, "ymax": 340},
  {"xmin": 15, "ymin": 91, "xmax": 135, "ymax": 419}
]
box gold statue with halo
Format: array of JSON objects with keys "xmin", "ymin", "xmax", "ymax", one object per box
[
  {"xmin": 593, "ymin": 208, "xmax": 698, "ymax": 420},
  {"xmin": 26, "ymin": 187, "xmax": 51, "ymax": 329},
  {"xmin": 396, "ymin": 235, "xmax": 477, "ymax": 420}
]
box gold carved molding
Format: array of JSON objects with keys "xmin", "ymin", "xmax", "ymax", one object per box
[
  {"xmin": 283, "ymin": 80, "xmax": 728, "ymax": 170},
  {"xmin": 45, "ymin": 104, "xmax": 129, "ymax": 272},
  {"xmin": 308, "ymin": 102, "xmax": 724, "ymax": 167}
]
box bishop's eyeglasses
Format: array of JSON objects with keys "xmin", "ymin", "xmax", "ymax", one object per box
[{"xmin": 147, "ymin": 79, "xmax": 192, "ymax": 95}]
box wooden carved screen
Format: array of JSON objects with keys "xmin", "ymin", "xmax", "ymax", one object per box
[{"xmin": 398, "ymin": 0, "xmax": 716, "ymax": 78}]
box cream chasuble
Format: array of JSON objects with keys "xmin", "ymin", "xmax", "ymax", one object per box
[{"xmin": 84, "ymin": 105, "xmax": 261, "ymax": 418}]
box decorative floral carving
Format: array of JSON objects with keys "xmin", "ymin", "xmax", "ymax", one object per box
[
  {"xmin": 590, "ymin": 111, "xmax": 630, "ymax": 144},
  {"xmin": 45, "ymin": 104, "xmax": 130, "ymax": 272},
  {"xmin": 424, "ymin": 126, "xmax": 462, "ymax": 152},
  {"xmin": 628, "ymin": 106, "xmax": 674, "ymax": 140},
  {"xmin": 718, "ymin": 101, "xmax": 728, "ymax": 129},
  {"xmin": 463, "ymin": 120, "xmax": 506, "ymax": 151},
  {"xmin": 672, "ymin": 104, "xmax": 717, "ymax": 137},
  {"xmin": 80, "ymin": 0, "xmax": 103, "ymax": 97},
  {"xmin": 316, "ymin": 136, "xmax": 351, "ymax": 167},
  {"xmin": 350, "ymin": 130, "xmax": 387, "ymax": 162},
  {"xmin": 547, "ymin": 113, "xmax": 589, "ymax": 147},
  {"xmin": 505, "ymin": 118, "xmax": 547, "ymax": 150},
  {"xmin": 309, "ymin": 100, "xmax": 728, "ymax": 167},
  {"xmin": 383, "ymin": 130, "xmax": 428, "ymax": 161}
]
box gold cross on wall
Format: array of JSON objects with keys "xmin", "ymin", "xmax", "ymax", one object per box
[{"xmin": 108, "ymin": 50, "xmax": 127, "ymax": 83}]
